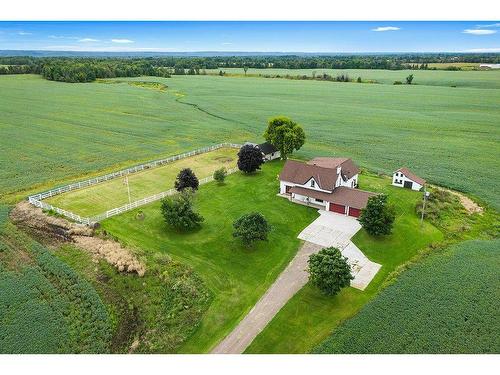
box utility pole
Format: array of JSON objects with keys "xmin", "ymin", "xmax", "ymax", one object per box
[
  {"xmin": 420, "ymin": 188, "xmax": 430, "ymax": 227},
  {"xmin": 125, "ymin": 176, "xmax": 132, "ymax": 204}
]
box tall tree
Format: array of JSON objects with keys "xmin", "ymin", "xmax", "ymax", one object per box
[
  {"xmin": 237, "ymin": 144, "xmax": 264, "ymax": 173},
  {"xmin": 406, "ymin": 74, "xmax": 414, "ymax": 85},
  {"xmin": 174, "ymin": 168, "xmax": 199, "ymax": 191},
  {"xmin": 233, "ymin": 212, "xmax": 271, "ymax": 247},
  {"xmin": 160, "ymin": 189, "xmax": 204, "ymax": 231},
  {"xmin": 308, "ymin": 247, "xmax": 353, "ymax": 296},
  {"xmin": 358, "ymin": 194, "xmax": 396, "ymax": 236},
  {"xmin": 263, "ymin": 116, "xmax": 305, "ymax": 160}
]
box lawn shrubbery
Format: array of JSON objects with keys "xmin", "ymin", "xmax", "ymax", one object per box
[
  {"xmin": 359, "ymin": 194, "xmax": 395, "ymax": 236},
  {"xmin": 308, "ymin": 247, "xmax": 353, "ymax": 296},
  {"xmin": 313, "ymin": 239, "xmax": 500, "ymax": 353},
  {"xmin": 161, "ymin": 189, "xmax": 204, "ymax": 231},
  {"xmin": 232, "ymin": 212, "xmax": 271, "ymax": 247},
  {"xmin": 415, "ymin": 188, "xmax": 461, "ymax": 222}
]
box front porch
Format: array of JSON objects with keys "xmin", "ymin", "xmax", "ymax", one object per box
[{"xmin": 277, "ymin": 193, "xmax": 325, "ymax": 210}]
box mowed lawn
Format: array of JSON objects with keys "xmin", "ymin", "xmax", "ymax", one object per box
[
  {"xmin": 245, "ymin": 172, "xmax": 444, "ymax": 353},
  {"xmin": 100, "ymin": 161, "xmax": 319, "ymax": 353},
  {"xmin": 46, "ymin": 147, "xmax": 237, "ymax": 217}
]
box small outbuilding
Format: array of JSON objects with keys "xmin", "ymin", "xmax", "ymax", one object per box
[
  {"xmin": 392, "ymin": 167, "xmax": 426, "ymax": 191},
  {"xmin": 244, "ymin": 141, "xmax": 280, "ymax": 161}
]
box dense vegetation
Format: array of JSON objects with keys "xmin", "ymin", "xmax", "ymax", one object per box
[
  {"xmin": 314, "ymin": 239, "xmax": 500, "ymax": 353},
  {"xmin": 0, "ymin": 53, "xmax": 499, "ymax": 82},
  {"xmin": 0, "ymin": 208, "xmax": 112, "ymax": 353}
]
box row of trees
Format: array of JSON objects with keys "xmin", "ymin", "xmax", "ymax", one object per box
[{"xmin": 0, "ymin": 52, "xmax": 499, "ymax": 82}]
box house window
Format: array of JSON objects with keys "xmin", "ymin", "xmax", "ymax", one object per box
[
  {"xmin": 311, "ymin": 180, "xmax": 315, "ymax": 188},
  {"xmin": 315, "ymin": 198, "xmax": 323, "ymax": 203}
]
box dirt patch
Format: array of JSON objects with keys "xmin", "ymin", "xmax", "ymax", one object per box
[
  {"xmin": 443, "ymin": 189, "xmax": 483, "ymax": 214},
  {"xmin": 11, "ymin": 201, "xmax": 145, "ymax": 276},
  {"xmin": 214, "ymin": 156, "xmax": 234, "ymax": 162}
]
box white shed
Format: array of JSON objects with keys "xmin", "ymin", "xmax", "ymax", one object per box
[{"xmin": 392, "ymin": 167, "xmax": 426, "ymax": 191}]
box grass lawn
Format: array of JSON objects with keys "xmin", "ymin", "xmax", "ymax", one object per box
[
  {"xmin": 100, "ymin": 161, "xmax": 319, "ymax": 353},
  {"xmin": 46, "ymin": 147, "xmax": 237, "ymax": 217},
  {"xmin": 245, "ymin": 172, "xmax": 444, "ymax": 353}
]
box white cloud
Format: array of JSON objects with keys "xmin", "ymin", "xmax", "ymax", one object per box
[
  {"xmin": 477, "ymin": 23, "xmax": 500, "ymax": 28},
  {"xmin": 111, "ymin": 38, "xmax": 134, "ymax": 44},
  {"xmin": 463, "ymin": 29, "xmax": 497, "ymax": 35},
  {"xmin": 49, "ymin": 35, "xmax": 79, "ymax": 40},
  {"xmin": 78, "ymin": 38, "xmax": 99, "ymax": 42},
  {"xmin": 221, "ymin": 42, "xmax": 233, "ymax": 45},
  {"xmin": 17, "ymin": 31, "xmax": 32, "ymax": 35},
  {"xmin": 372, "ymin": 26, "xmax": 400, "ymax": 32}
]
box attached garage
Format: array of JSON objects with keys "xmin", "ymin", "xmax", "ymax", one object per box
[
  {"xmin": 329, "ymin": 203, "xmax": 346, "ymax": 214},
  {"xmin": 348, "ymin": 207, "xmax": 361, "ymax": 218}
]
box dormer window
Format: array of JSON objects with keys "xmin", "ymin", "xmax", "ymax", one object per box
[{"xmin": 310, "ymin": 180, "xmax": 315, "ymax": 188}]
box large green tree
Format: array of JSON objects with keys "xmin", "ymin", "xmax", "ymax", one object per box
[
  {"xmin": 232, "ymin": 212, "xmax": 271, "ymax": 247},
  {"xmin": 358, "ymin": 194, "xmax": 396, "ymax": 236},
  {"xmin": 308, "ymin": 247, "xmax": 353, "ymax": 296},
  {"xmin": 160, "ymin": 189, "xmax": 204, "ymax": 231},
  {"xmin": 263, "ymin": 116, "xmax": 305, "ymax": 159}
]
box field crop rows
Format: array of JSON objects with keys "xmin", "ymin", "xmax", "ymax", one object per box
[{"xmin": 313, "ymin": 239, "xmax": 500, "ymax": 354}]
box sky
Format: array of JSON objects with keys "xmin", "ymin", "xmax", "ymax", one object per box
[{"xmin": 0, "ymin": 21, "xmax": 499, "ymax": 53}]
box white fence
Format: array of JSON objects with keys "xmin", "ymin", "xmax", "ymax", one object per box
[
  {"xmin": 91, "ymin": 167, "xmax": 239, "ymax": 222},
  {"xmin": 28, "ymin": 143, "xmax": 242, "ymax": 225}
]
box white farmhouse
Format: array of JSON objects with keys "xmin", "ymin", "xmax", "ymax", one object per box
[
  {"xmin": 279, "ymin": 157, "xmax": 376, "ymax": 217},
  {"xmin": 392, "ymin": 167, "xmax": 426, "ymax": 191}
]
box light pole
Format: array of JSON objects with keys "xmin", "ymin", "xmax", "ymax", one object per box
[
  {"xmin": 125, "ymin": 176, "xmax": 132, "ymax": 205},
  {"xmin": 420, "ymin": 189, "xmax": 430, "ymax": 227}
]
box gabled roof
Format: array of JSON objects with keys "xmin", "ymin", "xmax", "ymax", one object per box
[
  {"xmin": 307, "ymin": 157, "xmax": 360, "ymax": 180},
  {"xmin": 257, "ymin": 142, "xmax": 278, "ymax": 155},
  {"xmin": 396, "ymin": 167, "xmax": 426, "ymax": 185},
  {"xmin": 279, "ymin": 160, "xmax": 338, "ymax": 191}
]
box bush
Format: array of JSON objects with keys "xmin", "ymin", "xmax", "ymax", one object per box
[
  {"xmin": 160, "ymin": 189, "xmax": 204, "ymax": 231},
  {"xmin": 232, "ymin": 212, "xmax": 271, "ymax": 247},
  {"xmin": 237, "ymin": 144, "xmax": 264, "ymax": 173},
  {"xmin": 308, "ymin": 247, "xmax": 353, "ymax": 296},
  {"xmin": 174, "ymin": 168, "xmax": 199, "ymax": 192},
  {"xmin": 359, "ymin": 194, "xmax": 396, "ymax": 236},
  {"xmin": 393, "ymin": 81, "xmax": 403, "ymax": 85},
  {"xmin": 213, "ymin": 167, "xmax": 227, "ymax": 183}
]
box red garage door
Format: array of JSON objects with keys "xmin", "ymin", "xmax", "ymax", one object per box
[
  {"xmin": 348, "ymin": 207, "xmax": 361, "ymax": 218},
  {"xmin": 329, "ymin": 203, "xmax": 345, "ymax": 214}
]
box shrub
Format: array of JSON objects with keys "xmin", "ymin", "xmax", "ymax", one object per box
[
  {"xmin": 174, "ymin": 168, "xmax": 199, "ymax": 192},
  {"xmin": 213, "ymin": 167, "xmax": 227, "ymax": 183},
  {"xmin": 359, "ymin": 194, "xmax": 396, "ymax": 236},
  {"xmin": 160, "ymin": 189, "xmax": 204, "ymax": 231},
  {"xmin": 393, "ymin": 80, "xmax": 403, "ymax": 85},
  {"xmin": 237, "ymin": 144, "xmax": 264, "ymax": 173},
  {"xmin": 308, "ymin": 247, "xmax": 353, "ymax": 296},
  {"xmin": 232, "ymin": 212, "xmax": 271, "ymax": 247}
]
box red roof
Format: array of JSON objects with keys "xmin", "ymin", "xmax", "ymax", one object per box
[{"xmin": 396, "ymin": 168, "xmax": 426, "ymax": 185}]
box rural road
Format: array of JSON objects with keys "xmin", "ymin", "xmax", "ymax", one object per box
[{"xmin": 211, "ymin": 241, "xmax": 322, "ymax": 354}]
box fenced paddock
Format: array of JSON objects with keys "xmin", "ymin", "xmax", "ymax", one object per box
[{"xmin": 28, "ymin": 143, "xmax": 241, "ymax": 225}]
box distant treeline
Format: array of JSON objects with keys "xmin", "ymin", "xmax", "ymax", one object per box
[{"xmin": 0, "ymin": 53, "xmax": 498, "ymax": 83}]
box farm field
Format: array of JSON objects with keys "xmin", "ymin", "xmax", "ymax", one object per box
[
  {"xmin": 100, "ymin": 161, "xmax": 319, "ymax": 353},
  {"xmin": 1, "ymin": 73, "xmax": 499, "ymax": 212},
  {"xmin": 205, "ymin": 67, "xmax": 500, "ymax": 88},
  {"xmin": 245, "ymin": 172, "xmax": 444, "ymax": 353},
  {"xmin": 313, "ymin": 239, "xmax": 500, "ymax": 354},
  {"xmin": 46, "ymin": 147, "xmax": 237, "ymax": 217}
]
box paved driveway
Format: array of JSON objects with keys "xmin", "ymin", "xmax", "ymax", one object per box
[
  {"xmin": 298, "ymin": 210, "xmax": 381, "ymax": 291},
  {"xmin": 212, "ymin": 210, "xmax": 381, "ymax": 354}
]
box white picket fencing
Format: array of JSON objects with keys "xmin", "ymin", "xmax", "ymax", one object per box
[{"xmin": 28, "ymin": 143, "xmax": 242, "ymax": 225}]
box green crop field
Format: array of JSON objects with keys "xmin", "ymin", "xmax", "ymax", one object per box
[
  {"xmin": 313, "ymin": 239, "xmax": 500, "ymax": 354},
  {"xmin": 1, "ymin": 73, "xmax": 499, "ymax": 212},
  {"xmin": 206, "ymin": 67, "xmax": 500, "ymax": 88},
  {"xmin": 45, "ymin": 147, "xmax": 237, "ymax": 217}
]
